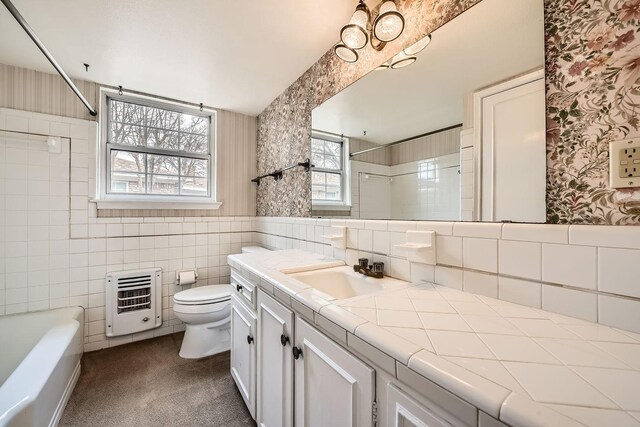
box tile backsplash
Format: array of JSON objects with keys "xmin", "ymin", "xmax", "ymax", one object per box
[
  {"xmin": 2, "ymin": 106, "xmax": 639, "ymax": 354},
  {"xmin": 253, "ymin": 217, "xmax": 640, "ymax": 334}
]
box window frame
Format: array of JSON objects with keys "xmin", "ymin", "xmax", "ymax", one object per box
[
  {"xmin": 95, "ymin": 88, "xmax": 220, "ymax": 209},
  {"xmin": 311, "ymin": 131, "xmax": 351, "ymax": 211}
]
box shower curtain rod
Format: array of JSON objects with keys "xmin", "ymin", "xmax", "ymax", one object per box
[
  {"xmin": 349, "ymin": 123, "xmax": 463, "ymax": 157},
  {"xmin": 1, "ymin": 0, "xmax": 98, "ymax": 116}
]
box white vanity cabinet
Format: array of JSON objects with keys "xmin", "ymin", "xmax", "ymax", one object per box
[
  {"xmin": 294, "ymin": 316, "xmax": 375, "ymax": 427},
  {"xmin": 257, "ymin": 291, "xmax": 294, "ymax": 427},
  {"xmin": 230, "ymin": 293, "xmax": 257, "ymax": 418},
  {"xmin": 252, "ymin": 289, "xmax": 375, "ymax": 427}
]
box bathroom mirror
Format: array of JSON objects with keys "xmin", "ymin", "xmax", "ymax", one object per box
[{"xmin": 311, "ymin": 0, "xmax": 545, "ymax": 222}]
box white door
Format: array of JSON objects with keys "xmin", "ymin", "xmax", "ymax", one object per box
[
  {"xmin": 230, "ymin": 294, "xmax": 257, "ymax": 419},
  {"xmin": 386, "ymin": 384, "xmax": 452, "ymax": 427},
  {"xmin": 480, "ymin": 74, "xmax": 546, "ymax": 222},
  {"xmin": 294, "ymin": 317, "xmax": 374, "ymax": 427},
  {"xmin": 257, "ymin": 291, "xmax": 294, "ymax": 427}
]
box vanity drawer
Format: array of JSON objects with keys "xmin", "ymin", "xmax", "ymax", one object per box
[{"xmin": 231, "ymin": 270, "xmax": 256, "ymax": 310}]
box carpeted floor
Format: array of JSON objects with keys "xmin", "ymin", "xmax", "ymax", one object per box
[{"xmin": 60, "ymin": 332, "xmax": 255, "ymax": 427}]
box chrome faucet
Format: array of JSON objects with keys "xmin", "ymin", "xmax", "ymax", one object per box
[{"xmin": 353, "ymin": 258, "xmax": 384, "ymax": 279}]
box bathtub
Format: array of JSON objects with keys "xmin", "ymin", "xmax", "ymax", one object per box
[{"xmin": 0, "ymin": 307, "xmax": 84, "ymax": 427}]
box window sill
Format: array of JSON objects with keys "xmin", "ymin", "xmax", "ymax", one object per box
[
  {"xmin": 92, "ymin": 199, "xmax": 223, "ymax": 210},
  {"xmin": 312, "ymin": 203, "xmax": 351, "ymax": 212}
]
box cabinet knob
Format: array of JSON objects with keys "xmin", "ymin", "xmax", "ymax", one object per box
[
  {"xmin": 292, "ymin": 346, "xmax": 303, "ymax": 360},
  {"xmin": 247, "ymin": 335, "xmax": 254, "ymax": 344},
  {"xmin": 280, "ymin": 334, "xmax": 290, "ymax": 346},
  {"xmin": 236, "ymin": 284, "xmax": 243, "ymax": 292}
]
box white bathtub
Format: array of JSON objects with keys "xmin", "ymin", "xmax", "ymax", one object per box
[{"xmin": 0, "ymin": 307, "xmax": 84, "ymax": 427}]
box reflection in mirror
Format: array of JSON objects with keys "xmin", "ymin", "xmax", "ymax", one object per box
[{"xmin": 311, "ymin": 0, "xmax": 545, "ymax": 222}]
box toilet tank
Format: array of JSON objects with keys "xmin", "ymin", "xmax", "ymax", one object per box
[{"xmin": 241, "ymin": 246, "xmax": 270, "ymax": 254}]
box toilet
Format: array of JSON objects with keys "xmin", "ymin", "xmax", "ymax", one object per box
[{"xmin": 173, "ymin": 246, "xmax": 270, "ymax": 358}]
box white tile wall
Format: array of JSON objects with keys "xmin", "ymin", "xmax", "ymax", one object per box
[
  {"xmin": 598, "ymin": 248, "xmax": 640, "ymax": 298},
  {"xmin": 498, "ymin": 240, "xmax": 541, "ymax": 280},
  {"xmin": 498, "ymin": 277, "xmax": 542, "ymax": 308},
  {"xmin": 253, "ymin": 217, "xmax": 640, "ymax": 334},
  {"xmin": 463, "ymin": 237, "xmax": 497, "ymax": 273},
  {"xmin": 463, "ymin": 271, "xmax": 498, "ymax": 298},
  {"xmin": 0, "ymin": 108, "xmax": 255, "ymax": 352},
  {"xmin": 542, "ymin": 244, "xmax": 597, "ymax": 290},
  {"xmin": 436, "ymin": 236, "xmax": 463, "ymax": 267},
  {"xmin": 542, "ymin": 285, "xmax": 597, "ymax": 322}
]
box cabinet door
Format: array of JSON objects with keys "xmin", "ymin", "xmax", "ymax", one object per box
[
  {"xmin": 294, "ymin": 317, "xmax": 374, "ymax": 427},
  {"xmin": 387, "ymin": 384, "xmax": 452, "ymax": 427},
  {"xmin": 230, "ymin": 294, "xmax": 257, "ymax": 419},
  {"xmin": 257, "ymin": 291, "xmax": 294, "ymax": 427}
]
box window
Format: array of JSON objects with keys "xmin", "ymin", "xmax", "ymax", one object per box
[
  {"xmin": 311, "ymin": 132, "xmax": 349, "ymax": 208},
  {"xmin": 97, "ymin": 90, "xmax": 218, "ymax": 208}
]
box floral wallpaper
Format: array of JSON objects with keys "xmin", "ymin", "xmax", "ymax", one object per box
[
  {"xmin": 256, "ymin": 0, "xmax": 482, "ymax": 217},
  {"xmin": 546, "ymin": 0, "xmax": 640, "ymax": 224}
]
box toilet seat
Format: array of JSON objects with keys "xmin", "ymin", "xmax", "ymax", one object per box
[{"xmin": 173, "ymin": 285, "xmax": 231, "ymax": 305}]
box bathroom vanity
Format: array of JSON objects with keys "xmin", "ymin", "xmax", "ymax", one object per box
[{"xmin": 227, "ymin": 249, "xmax": 640, "ymax": 427}]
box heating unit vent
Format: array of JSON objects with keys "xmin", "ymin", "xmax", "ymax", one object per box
[{"xmin": 106, "ymin": 268, "xmax": 162, "ymax": 337}]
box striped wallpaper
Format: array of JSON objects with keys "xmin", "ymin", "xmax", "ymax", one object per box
[{"xmin": 0, "ymin": 63, "xmax": 99, "ymax": 121}]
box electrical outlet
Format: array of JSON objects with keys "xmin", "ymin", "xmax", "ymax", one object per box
[{"xmin": 610, "ymin": 138, "xmax": 640, "ymax": 189}]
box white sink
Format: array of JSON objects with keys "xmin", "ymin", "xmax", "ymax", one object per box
[{"xmin": 287, "ymin": 266, "xmax": 408, "ymax": 300}]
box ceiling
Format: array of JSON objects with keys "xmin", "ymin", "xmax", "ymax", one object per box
[
  {"xmin": 0, "ymin": 0, "xmax": 376, "ymax": 116},
  {"xmin": 312, "ymin": 0, "xmax": 544, "ymax": 145}
]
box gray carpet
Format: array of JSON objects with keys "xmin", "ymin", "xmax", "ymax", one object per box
[{"xmin": 60, "ymin": 333, "xmax": 255, "ymax": 427}]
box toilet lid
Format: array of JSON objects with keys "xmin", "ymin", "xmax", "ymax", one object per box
[{"xmin": 174, "ymin": 285, "xmax": 231, "ymax": 304}]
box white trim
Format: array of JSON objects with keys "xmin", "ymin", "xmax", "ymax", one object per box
[
  {"xmin": 93, "ymin": 199, "xmax": 222, "ymax": 210},
  {"xmin": 472, "ymin": 69, "xmax": 544, "ymax": 221},
  {"xmin": 95, "ymin": 87, "xmax": 220, "ymax": 209},
  {"xmin": 312, "ymin": 203, "xmax": 352, "ymax": 212}
]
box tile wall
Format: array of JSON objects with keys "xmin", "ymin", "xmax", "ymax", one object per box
[
  {"xmin": 253, "ymin": 217, "xmax": 640, "ymax": 334},
  {"xmin": 0, "ymin": 108, "xmax": 254, "ymax": 351},
  {"xmin": 351, "ymin": 154, "xmax": 461, "ymax": 221}
]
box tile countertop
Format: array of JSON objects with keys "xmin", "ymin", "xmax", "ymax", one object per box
[{"xmin": 228, "ymin": 250, "xmax": 640, "ymax": 427}]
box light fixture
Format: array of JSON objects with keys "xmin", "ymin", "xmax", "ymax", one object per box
[
  {"xmin": 389, "ymin": 51, "xmax": 416, "ymax": 69},
  {"xmin": 373, "ymin": 1, "xmax": 405, "ymax": 42},
  {"xmin": 335, "ymin": 0, "xmax": 405, "ymax": 64},
  {"xmin": 375, "ymin": 63, "xmax": 389, "ymax": 71},
  {"xmin": 403, "ymin": 34, "xmax": 431, "ymax": 56}
]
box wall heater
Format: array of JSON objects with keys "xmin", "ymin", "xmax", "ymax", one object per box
[{"xmin": 106, "ymin": 268, "xmax": 162, "ymax": 337}]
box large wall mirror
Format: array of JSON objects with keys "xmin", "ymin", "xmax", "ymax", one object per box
[{"xmin": 310, "ymin": 0, "xmax": 545, "ymax": 222}]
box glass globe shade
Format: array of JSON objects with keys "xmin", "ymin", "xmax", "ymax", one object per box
[
  {"xmin": 390, "ymin": 51, "xmax": 416, "ymax": 69},
  {"xmin": 340, "ymin": 8, "xmax": 369, "ymax": 49},
  {"xmin": 404, "ymin": 34, "xmax": 431, "ymax": 56},
  {"xmin": 334, "ymin": 44, "xmax": 358, "ymax": 63},
  {"xmin": 373, "ymin": 1, "xmax": 405, "ymax": 42}
]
